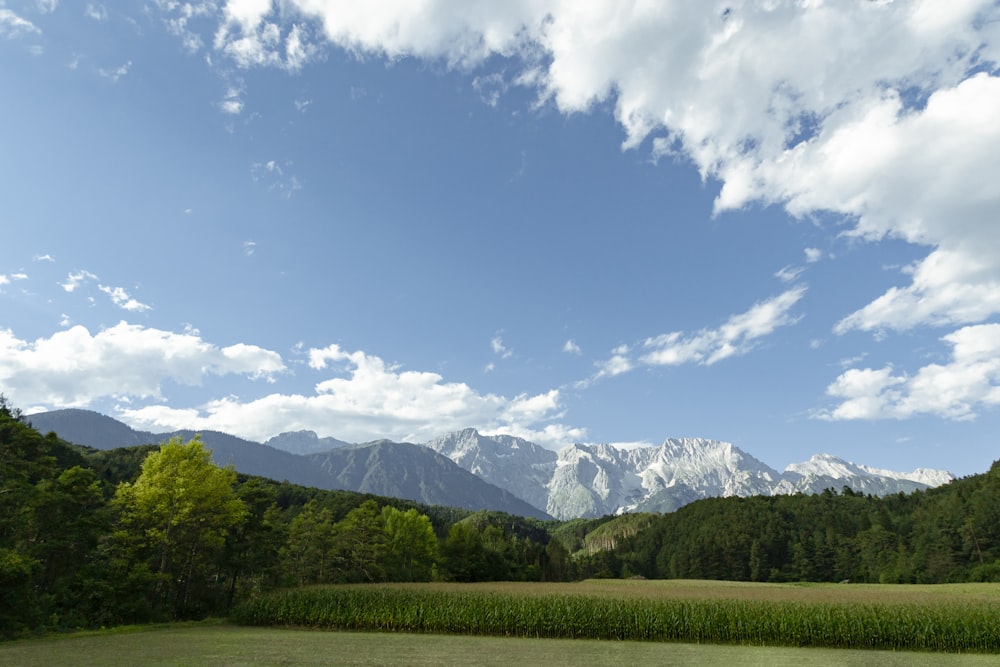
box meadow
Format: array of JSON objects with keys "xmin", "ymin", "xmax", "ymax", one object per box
[
  {"xmin": 2, "ymin": 624, "xmax": 999, "ymax": 667},
  {"xmin": 231, "ymin": 580, "xmax": 1000, "ymax": 653}
]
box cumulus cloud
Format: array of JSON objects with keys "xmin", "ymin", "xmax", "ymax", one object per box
[
  {"xmin": 0, "ymin": 322, "xmax": 286, "ymax": 408},
  {"xmin": 641, "ymin": 286, "xmax": 807, "ymax": 367},
  {"xmin": 212, "ymin": 1, "xmax": 320, "ymax": 71},
  {"xmin": 150, "ymin": 3, "xmax": 999, "ymax": 323},
  {"xmin": 159, "ymin": 3, "xmax": 998, "ymax": 339},
  {"xmin": 124, "ymin": 341, "xmax": 574, "ymax": 446},
  {"xmin": 593, "ymin": 345, "xmax": 633, "ymax": 381},
  {"xmin": 60, "ymin": 270, "xmax": 98, "ymax": 292},
  {"xmin": 142, "ymin": 2, "xmax": 1000, "ymax": 425},
  {"xmin": 818, "ymin": 324, "xmax": 1000, "ymax": 421}
]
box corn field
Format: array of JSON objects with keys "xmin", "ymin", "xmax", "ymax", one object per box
[{"xmin": 230, "ymin": 582, "xmax": 1000, "ymax": 652}]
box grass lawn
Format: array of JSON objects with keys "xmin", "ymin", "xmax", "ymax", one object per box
[{"xmin": 1, "ymin": 624, "xmax": 998, "ymax": 667}]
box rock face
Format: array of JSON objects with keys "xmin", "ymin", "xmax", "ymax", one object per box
[
  {"xmin": 424, "ymin": 428, "xmax": 557, "ymax": 512},
  {"xmin": 423, "ymin": 431, "xmax": 956, "ymax": 520},
  {"xmin": 306, "ymin": 440, "xmax": 551, "ymax": 520}
]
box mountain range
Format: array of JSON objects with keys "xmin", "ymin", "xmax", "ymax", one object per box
[{"xmin": 26, "ymin": 409, "xmax": 954, "ymax": 520}]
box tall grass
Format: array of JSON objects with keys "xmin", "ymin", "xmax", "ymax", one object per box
[{"xmin": 231, "ymin": 584, "xmax": 1000, "ymax": 652}]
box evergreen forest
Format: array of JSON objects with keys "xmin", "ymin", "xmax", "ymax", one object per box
[{"xmin": 2, "ymin": 396, "xmax": 999, "ymax": 638}]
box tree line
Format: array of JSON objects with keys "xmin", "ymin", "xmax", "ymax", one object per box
[
  {"xmin": 3, "ymin": 395, "xmax": 999, "ymax": 638},
  {"xmin": 0, "ymin": 398, "xmax": 562, "ymax": 636},
  {"xmin": 586, "ymin": 469, "xmax": 1000, "ymax": 584}
]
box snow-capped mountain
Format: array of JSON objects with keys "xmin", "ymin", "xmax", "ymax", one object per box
[
  {"xmin": 424, "ymin": 431, "xmax": 955, "ymax": 520},
  {"xmin": 25, "ymin": 409, "xmax": 956, "ymax": 521},
  {"xmin": 777, "ymin": 453, "xmax": 955, "ymax": 495},
  {"xmin": 425, "ymin": 428, "xmax": 557, "ymax": 512}
]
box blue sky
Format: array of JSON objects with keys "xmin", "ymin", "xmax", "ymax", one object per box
[{"xmin": 2, "ymin": 1, "xmax": 1000, "ymax": 477}]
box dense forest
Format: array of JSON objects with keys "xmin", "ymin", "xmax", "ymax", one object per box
[{"xmin": 2, "ymin": 396, "xmax": 998, "ymax": 638}]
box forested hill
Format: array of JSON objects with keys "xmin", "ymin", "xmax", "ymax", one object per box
[{"xmin": 592, "ymin": 467, "xmax": 1000, "ymax": 584}]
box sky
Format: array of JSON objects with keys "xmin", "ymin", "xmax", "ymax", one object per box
[{"xmin": 2, "ymin": 1, "xmax": 1000, "ymax": 477}]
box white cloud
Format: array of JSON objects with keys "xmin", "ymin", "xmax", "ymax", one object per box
[
  {"xmin": 33, "ymin": 253, "xmax": 54, "ymax": 262},
  {"xmin": 143, "ymin": 2, "xmax": 1000, "ymax": 426},
  {"xmin": 0, "ymin": 273, "xmax": 26, "ymax": 288},
  {"xmin": 774, "ymin": 265, "xmax": 803, "ymax": 283},
  {"xmin": 122, "ymin": 341, "xmax": 573, "ymax": 446},
  {"xmin": 491, "ymin": 334, "xmax": 512, "ymax": 359},
  {"xmin": 243, "ymin": 240, "xmax": 256, "ymax": 256},
  {"xmin": 818, "ymin": 324, "xmax": 1000, "ymax": 421},
  {"xmin": 641, "ymin": 286, "xmax": 807, "ymax": 367},
  {"xmin": 184, "ymin": 2, "xmax": 997, "ymax": 337},
  {"xmin": 98, "ymin": 284, "xmax": 152, "ymax": 312},
  {"xmin": 251, "ymin": 159, "xmax": 301, "ymax": 198},
  {"xmin": 219, "ymin": 98, "xmax": 243, "ymax": 114},
  {"xmin": 85, "ymin": 4, "xmax": 107, "ymax": 21},
  {"xmin": 98, "ymin": 60, "xmax": 132, "ymax": 83},
  {"xmin": 213, "ymin": 1, "xmax": 320, "ymax": 71},
  {"xmin": 219, "ymin": 84, "xmax": 244, "ymax": 114},
  {"xmin": 595, "ymin": 344, "xmax": 633, "ymax": 379},
  {"xmin": 0, "ymin": 322, "xmax": 286, "ymax": 408},
  {"xmin": 0, "ymin": 9, "xmax": 41, "ymax": 37},
  {"xmin": 562, "ymin": 339, "xmax": 581, "ymax": 355},
  {"xmin": 60, "ymin": 270, "xmax": 98, "ymax": 292},
  {"xmin": 35, "ymin": 0, "xmax": 57, "ymax": 13}
]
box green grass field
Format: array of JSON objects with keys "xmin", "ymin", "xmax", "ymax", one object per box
[
  {"xmin": 232, "ymin": 580, "xmax": 1000, "ymax": 652},
  {"xmin": 2, "ymin": 624, "xmax": 999, "ymax": 667}
]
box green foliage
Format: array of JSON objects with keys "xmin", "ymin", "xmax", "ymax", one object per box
[
  {"xmin": 381, "ymin": 506, "xmax": 438, "ymax": 582},
  {"xmin": 109, "ymin": 435, "xmax": 248, "ymax": 619},
  {"xmin": 12, "ymin": 391, "xmax": 1000, "ymax": 640}
]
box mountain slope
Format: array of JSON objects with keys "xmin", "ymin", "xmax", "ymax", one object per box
[
  {"xmin": 425, "ymin": 428, "xmax": 557, "ymax": 511},
  {"xmin": 28, "ymin": 410, "xmax": 954, "ymax": 521},
  {"xmin": 307, "ymin": 440, "xmax": 551, "ymax": 520},
  {"xmin": 422, "ymin": 431, "xmax": 955, "ymax": 520},
  {"xmin": 25, "ymin": 410, "xmax": 551, "ymax": 517}
]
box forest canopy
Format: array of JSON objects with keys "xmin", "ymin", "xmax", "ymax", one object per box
[{"xmin": 1, "ymin": 395, "xmax": 998, "ymax": 638}]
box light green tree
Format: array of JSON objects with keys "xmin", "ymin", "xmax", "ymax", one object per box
[{"xmin": 112, "ymin": 435, "xmax": 247, "ymax": 618}]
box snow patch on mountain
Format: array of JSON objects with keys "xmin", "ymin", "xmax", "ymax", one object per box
[{"xmin": 424, "ymin": 431, "xmax": 955, "ymax": 520}]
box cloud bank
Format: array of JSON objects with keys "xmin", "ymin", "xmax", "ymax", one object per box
[
  {"xmin": 2, "ymin": 324, "xmax": 575, "ymax": 447},
  {"xmin": 0, "ymin": 322, "xmax": 284, "ymax": 408}
]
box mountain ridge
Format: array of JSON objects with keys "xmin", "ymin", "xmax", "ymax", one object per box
[
  {"xmin": 26, "ymin": 409, "xmax": 954, "ymax": 520},
  {"xmin": 25, "ymin": 409, "xmax": 547, "ymax": 519}
]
